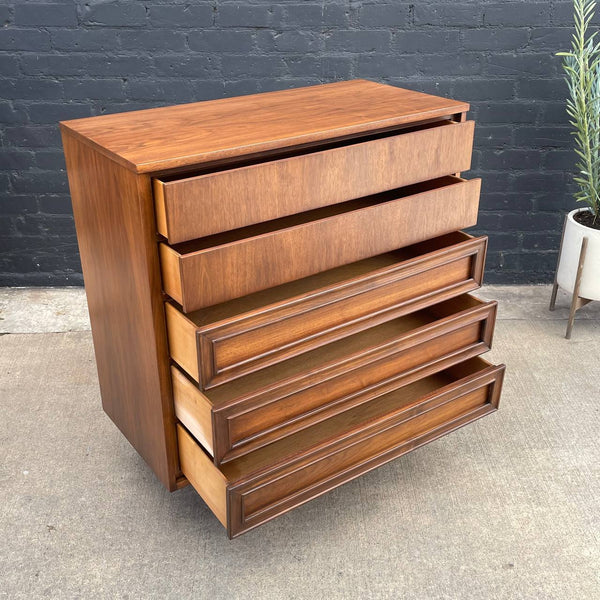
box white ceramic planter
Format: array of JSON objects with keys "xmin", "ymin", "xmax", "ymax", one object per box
[{"xmin": 557, "ymin": 208, "xmax": 600, "ymax": 301}]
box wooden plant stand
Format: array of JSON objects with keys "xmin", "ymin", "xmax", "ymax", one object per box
[{"xmin": 549, "ymin": 214, "xmax": 591, "ymax": 339}]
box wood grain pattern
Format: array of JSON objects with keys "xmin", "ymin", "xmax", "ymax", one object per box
[
  {"xmin": 153, "ymin": 178, "xmax": 168, "ymax": 238},
  {"xmin": 161, "ymin": 176, "xmax": 481, "ymax": 312},
  {"xmin": 154, "ymin": 120, "xmax": 475, "ymax": 243},
  {"xmin": 61, "ymin": 80, "xmax": 503, "ymax": 538},
  {"xmin": 159, "ymin": 244, "xmax": 183, "ymax": 305},
  {"xmin": 174, "ymin": 294, "xmax": 497, "ymax": 465},
  {"xmin": 165, "ymin": 302, "xmax": 199, "ymax": 381},
  {"xmin": 60, "ymin": 80, "xmax": 469, "ymax": 173},
  {"xmin": 168, "ymin": 232, "xmax": 487, "ymax": 388},
  {"xmin": 178, "ymin": 425, "xmax": 227, "ymax": 526},
  {"xmin": 221, "ymin": 357, "xmax": 503, "ymax": 480},
  {"xmin": 177, "ymin": 357, "xmax": 505, "ymax": 537},
  {"xmin": 227, "ymin": 362, "xmax": 504, "ymax": 536},
  {"xmin": 172, "ymin": 365, "xmax": 213, "ymax": 456},
  {"xmin": 212, "ymin": 295, "xmax": 496, "ymax": 463},
  {"xmin": 61, "ymin": 132, "xmax": 179, "ymax": 490}
]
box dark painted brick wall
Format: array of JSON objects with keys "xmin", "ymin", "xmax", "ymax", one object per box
[{"xmin": 0, "ymin": 1, "xmax": 584, "ymax": 285}]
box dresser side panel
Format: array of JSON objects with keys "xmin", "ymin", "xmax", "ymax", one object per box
[{"xmin": 61, "ymin": 132, "xmax": 179, "ymax": 490}]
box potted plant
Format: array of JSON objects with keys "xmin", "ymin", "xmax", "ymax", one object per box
[{"xmin": 551, "ymin": 0, "xmax": 600, "ymax": 337}]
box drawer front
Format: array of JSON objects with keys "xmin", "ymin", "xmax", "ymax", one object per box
[
  {"xmin": 172, "ymin": 295, "xmax": 497, "ymax": 466},
  {"xmin": 160, "ymin": 176, "xmax": 481, "ymax": 312},
  {"xmin": 165, "ymin": 233, "xmax": 487, "ymax": 387},
  {"xmin": 154, "ymin": 120, "xmax": 475, "ymax": 243},
  {"xmin": 213, "ymin": 298, "xmax": 496, "ymax": 464},
  {"xmin": 198, "ymin": 234, "xmax": 487, "ymax": 388},
  {"xmin": 228, "ymin": 361, "xmax": 504, "ymax": 537},
  {"xmin": 177, "ymin": 358, "xmax": 505, "ymax": 538}
]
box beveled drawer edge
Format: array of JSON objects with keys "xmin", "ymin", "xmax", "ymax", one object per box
[
  {"xmin": 230, "ymin": 362, "xmax": 505, "ymax": 534},
  {"xmin": 202, "ymin": 278, "xmax": 476, "ymax": 389},
  {"xmin": 216, "ymin": 296, "xmax": 497, "ymax": 411},
  {"xmin": 211, "ymin": 296, "xmax": 497, "ymax": 464},
  {"xmin": 236, "ymin": 405, "xmax": 496, "ymax": 535},
  {"xmin": 170, "ymin": 296, "xmax": 496, "ymax": 467},
  {"xmin": 177, "ymin": 360, "xmax": 504, "ymax": 538},
  {"xmin": 199, "ymin": 234, "xmax": 488, "ymax": 388},
  {"xmin": 218, "ymin": 342, "xmax": 489, "ymax": 466},
  {"xmin": 201, "ymin": 233, "xmax": 486, "ymax": 332},
  {"xmin": 163, "ymin": 233, "xmax": 488, "ymax": 387},
  {"xmin": 173, "ymin": 341, "xmax": 484, "ymax": 468}
]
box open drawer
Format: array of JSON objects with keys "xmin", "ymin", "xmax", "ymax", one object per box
[
  {"xmin": 159, "ymin": 176, "xmax": 481, "ymax": 312},
  {"xmin": 166, "ymin": 231, "xmax": 488, "ymax": 389},
  {"xmin": 172, "ymin": 294, "xmax": 497, "ymax": 466},
  {"xmin": 154, "ymin": 119, "xmax": 475, "ymax": 243},
  {"xmin": 178, "ymin": 356, "xmax": 505, "ymax": 538}
]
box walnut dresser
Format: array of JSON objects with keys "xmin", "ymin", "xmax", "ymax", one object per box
[{"xmin": 60, "ymin": 79, "xmax": 505, "ymax": 538}]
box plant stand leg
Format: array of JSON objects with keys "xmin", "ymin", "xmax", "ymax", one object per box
[
  {"xmin": 549, "ymin": 282, "xmax": 559, "ymax": 312},
  {"xmin": 566, "ymin": 236, "xmax": 589, "ymax": 339},
  {"xmin": 549, "ymin": 214, "xmax": 569, "ymax": 312}
]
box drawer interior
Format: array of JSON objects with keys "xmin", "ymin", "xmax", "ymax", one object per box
[
  {"xmin": 170, "ymin": 176, "xmax": 467, "ymax": 256},
  {"xmin": 217, "ymin": 356, "xmax": 497, "ymax": 481},
  {"xmin": 182, "ymin": 231, "xmax": 476, "ymax": 327},
  {"xmin": 178, "ymin": 354, "xmax": 503, "ymax": 535},
  {"xmin": 202, "ymin": 293, "xmax": 488, "ymax": 406}
]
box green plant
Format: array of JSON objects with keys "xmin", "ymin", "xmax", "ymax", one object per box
[{"xmin": 558, "ymin": 0, "xmax": 600, "ymax": 222}]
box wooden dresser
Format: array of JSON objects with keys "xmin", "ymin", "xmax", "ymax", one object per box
[{"xmin": 61, "ymin": 79, "xmax": 504, "ymax": 538}]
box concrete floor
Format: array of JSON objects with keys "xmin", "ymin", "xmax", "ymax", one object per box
[{"xmin": 1, "ymin": 285, "xmax": 599, "ymax": 600}]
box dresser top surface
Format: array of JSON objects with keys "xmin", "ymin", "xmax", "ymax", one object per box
[{"xmin": 60, "ymin": 79, "xmax": 469, "ymax": 174}]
